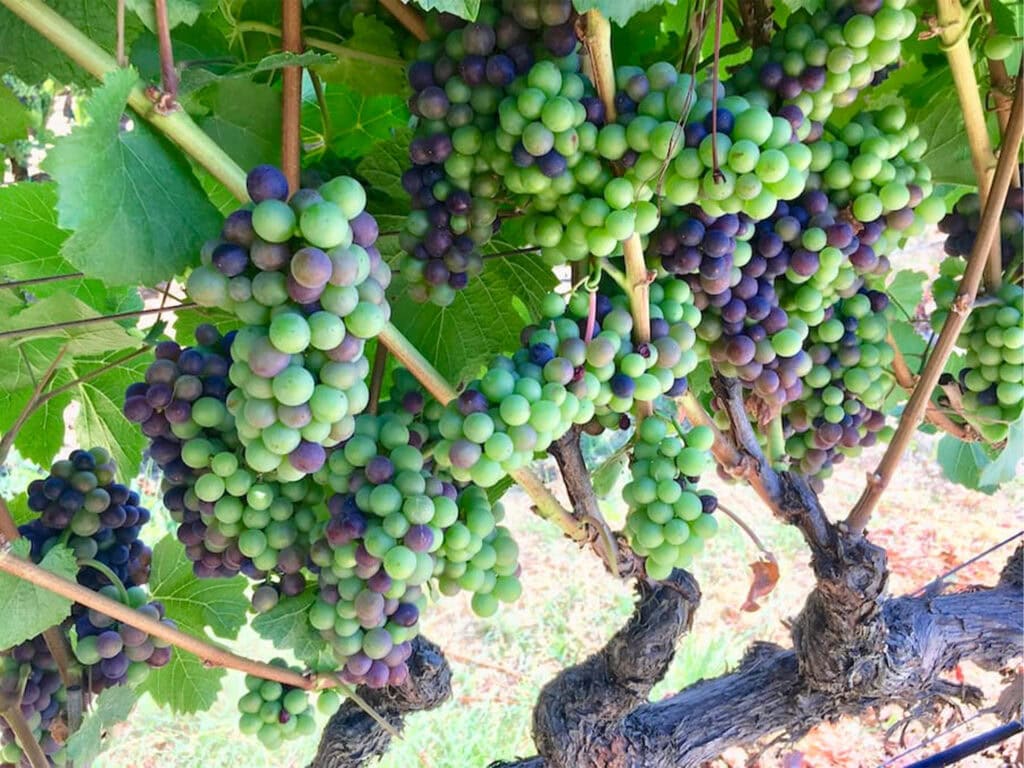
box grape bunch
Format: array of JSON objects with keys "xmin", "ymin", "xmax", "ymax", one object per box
[
  {"xmin": 302, "ymin": 413, "xmax": 521, "ymax": 686},
  {"xmin": 20, "ymin": 448, "xmax": 152, "ymax": 592},
  {"xmin": 940, "ymin": 182, "xmax": 1024, "ymax": 275},
  {"xmin": 782, "ymin": 289, "xmax": 894, "ymax": 484},
  {"xmin": 399, "ymin": 0, "xmax": 590, "ymax": 304},
  {"xmin": 933, "ymin": 262, "xmax": 1024, "ymax": 442},
  {"xmin": 0, "ymin": 637, "xmax": 67, "ymax": 768},
  {"xmin": 72, "ymin": 585, "xmax": 174, "ymax": 692},
  {"xmin": 729, "ymin": 0, "xmax": 916, "ymax": 121},
  {"xmin": 186, "ymin": 164, "xmax": 386, "ymax": 480},
  {"xmin": 623, "ymin": 418, "xmax": 718, "ymax": 581},
  {"xmin": 237, "ymin": 666, "xmax": 318, "ymax": 750}
]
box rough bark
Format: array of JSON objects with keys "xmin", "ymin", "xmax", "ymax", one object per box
[
  {"xmin": 493, "ymin": 548, "xmax": 1023, "ymax": 768},
  {"xmin": 310, "ymin": 637, "xmax": 452, "ymax": 768}
]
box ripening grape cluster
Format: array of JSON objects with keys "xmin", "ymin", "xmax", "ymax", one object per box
[
  {"xmin": 3, "ymin": 450, "xmax": 171, "ymax": 768},
  {"xmin": 237, "ymin": 666, "xmax": 318, "ymax": 750},
  {"xmin": 0, "ymin": 637, "xmax": 66, "ymax": 768},
  {"xmin": 72, "ymin": 585, "xmax": 174, "ymax": 690},
  {"xmin": 623, "ymin": 419, "xmax": 719, "ymax": 580},
  {"xmin": 286, "ymin": 413, "xmax": 521, "ymax": 686},
  {"xmin": 187, "ymin": 164, "xmax": 387, "ymax": 480},
  {"xmin": 20, "ymin": 447, "xmax": 152, "ymax": 591},
  {"xmin": 940, "ymin": 183, "xmax": 1024, "ymax": 273}
]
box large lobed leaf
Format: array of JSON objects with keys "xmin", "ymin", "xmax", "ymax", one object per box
[
  {"xmin": 251, "ymin": 586, "xmax": 334, "ymax": 670},
  {"xmin": 0, "ymin": 540, "xmax": 77, "ymax": 650},
  {"xmin": 43, "ymin": 68, "xmax": 221, "ymax": 286},
  {"xmin": 301, "ymin": 82, "xmax": 409, "ymax": 162},
  {"xmin": 64, "ymin": 686, "xmax": 138, "ymax": 765},
  {"xmin": 573, "ymin": 0, "xmax": 681, "ymax": 25},
  {"xmin": 937, "ymin": 419, "xmax": 1024, "ymax": 494},
  {"xmin": 137, "ymin": 537, "xmax": 249, "ymax": 713}
]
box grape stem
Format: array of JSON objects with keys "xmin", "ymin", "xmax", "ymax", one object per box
[
  {"xmin": 765, "ymin": 415, "xmax": 785, "ymax": 469},
  {"xmin": 845, "ymin": 77, "xmax": 1024, "ymax": 536},
  {"xmin": 280, "ymin": 0, "xmax": 303, "ymax": 194},
  {"xmin": 378, "ymin": 0, "xmax": 429, "ymax": 42},
  {"xmin": 153, "ymin": 0, "xmax": 179, "ymax": 109},
  {"xmin": 78, "ymin": 558, "xmax": 130, "ymax": 604},
  {"xmin": 0, "ymin": 304, "xmax": 196, "ymax": 342},
  {"xmin": 936, "ymin": 0, "xmax": 1002, "ymax": 291},
  {"xmin": 0, "ymin": 705, "xmax": 49, "ymax": 768},
  {"xmin": 716, "ymin": 502, "xmax": 775, "ymax": 561},
  {"xmin": 887, "ymin": 331, "xmax": 978, "ymax": 441},
  {"xmin": 367, "ymin": 344, "xmax": 388, "ymax": 416},
  {"xmin": 233, "ymin": 21, "xmax": 406, "ymax": 67}
]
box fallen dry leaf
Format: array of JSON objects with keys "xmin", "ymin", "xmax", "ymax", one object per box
[{"xmin": 741, "ymin": 558, "xmax": 780, "ymax": 612}]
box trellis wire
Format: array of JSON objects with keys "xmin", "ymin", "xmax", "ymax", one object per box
[{"xmin": 901, "ymin": 719, "xmax": 1022, "ymax": 768}]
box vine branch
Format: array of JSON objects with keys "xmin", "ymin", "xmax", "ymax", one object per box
[
  {"xmin": 153, "ymin": 0, "xmax": 179, "ymax": 107},
  {"xmin": 280, "ymin": 0, "xmax": 303, "ymax": 194},
  {"xmin": 0, "ymin": 706, "xmax": 49, "ymax": 768},
  {"xmin": 846, "ymin": 76, "xmax": 1024, "ymax": 535},
  {"xmin": 378, "ymin": 0, "xmax": 429, "ymax": 42},
  {"xmin": 367, "ymin": 344, "xmax": 388, "ymax": 415}
]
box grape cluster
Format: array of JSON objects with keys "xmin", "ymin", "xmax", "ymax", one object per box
[
  {"xmin": 20, "ymin": 448, "xmax": 152, "ymax": 592},
  {"xmin": 299, "ymin": 413, "xmax": 520, "ymax": 686},
  {"xmin": 72, "ymin": 585, "xmax": 174, "ymax": 691},
  {"xmin": 730, "ymin": 0, "xmax": 916, "ymax": 121},
  {"xmin": 186, "ymin": 164, "xmax": 386, "ymax": 480},
  {"xmin": 399, "ymin": 0, "xmax": 593, "ymax": 304},
  {"xmin": 237, "ymin": 666, "xmax": 318, "ymax": 750},
  {"xmin": 0, "ymin": 637, "xmax": 66, "ymax": 768},
  {"xmin": 623, "ymin": 419, "xmax": 718, "ymax": 581},
  {"xmin": 933, "ymin": 263, "xmax": 1024, "ymax": 442},
  {"xmin": 783, "ymin": 289, "xmax": 893, "ymax": 484},
  {"xmin": 940, "ymin": 183, "xmax": 1024, "ymax": 274}
]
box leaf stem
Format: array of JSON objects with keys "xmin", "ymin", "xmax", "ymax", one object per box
[
  {"xmin": 234, "ymin": 21, "xmax": 405, "ymax": 67},
  {"xmin": 936, "ymin": 0, "xmax": 1001, "ymax": 290},
  {"xmin": 281, "ymin": 0, "xmax": 303, "ymax": 194},
  {"xmin": 0, "ymin": 543, "xmax": 321, "ymax": 691},
  {"xmin": 0, "ymin": 706, "xmax": 49, "ymax": 768},
  {"xmin": 153, "ymin": 0, "xmax": 179, "ymax": 104},
  {"xmin": 845, "ymin": 78, "xmax": 1024, "ymax": 536},
  {"xmin": 378, "ymin": 0, "xmax": 429, "ymax": 41},
  {"xmin": 717, "ymin": 502, "xmax": 774, "ymax": 560},
  {"xmin": 0, "ymin": 304, "xmax": 196, "ymax": 342},
  {"xmin": 78, "ymin": 558, "xmax": 130, "ymax": 603},
  {"xmin": 0, "ymin": 0, "xmax": 248, "ymax": 200},
  {"xmin": 368, "ymin": 344, "xmax": 388, "ymax": 415}
]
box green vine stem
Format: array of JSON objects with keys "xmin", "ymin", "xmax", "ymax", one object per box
[
  {"xmin": 78, "ymin": 558, "xmax": 130, "ymax": 604},
  {"xmin": 233, "ymin": 21, "xmax": 406, "ymax": 67},
  {"xmin": 936, "ymin": 0, "xmax": 1001, "ymax": 290},
  {"xmin": 0, "ymin": 706, "xmax": 49, "ymax": 768},
  {"xmin": 766, "ymin": 415, "xmax": 785, "ymax": 469},
  {"xmin": 0, "ymin": 0, "xmax": 247, "ymax": 200},
  {"xmin": 845, "ymin": 77, "xmax": 1024, "ymax": 535}
]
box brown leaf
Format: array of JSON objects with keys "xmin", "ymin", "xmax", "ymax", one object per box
[{"xmin": 741, "ymin": 558, "xmax": 780, "ymax": 612}]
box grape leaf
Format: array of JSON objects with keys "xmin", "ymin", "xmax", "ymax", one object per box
[
  {"xmin": 63, "ymin": 351, "xmax": 150, "ymax": 479},
  {"xmin": 172, "ymin": 304, "xmax": 239, "ymax": 346},
  {"xmin": 0, "ymin": 381, "xmax": 73, "ymax": 469},
  {"xmin": 0, "ymin": 540, "xmax": 77, "ymax": 650},
  {"xmin": 0, "ymin": 83, "xmax": 30, "ymax": 144},
  {"xmin": 301, "ymin": 82, "xmax": 409, "ymax": 162},
  {"xmin": 8, "ymin": 493, "xmax": 34, "ymax": 527},
  {"xmin": 125, "ymin": 0, "xmax": 215, "ymax": 32},
  {"xmin": 572, "ymin": 0, "xmax": 680, "ymax": 25},
  {"xmin": 977, "ymin": 418, "xmax": 1024, "ymax": 489},
  {"xmin": 0, "ymin": 293, "xmax": 141, "ymax": 358},
  {"xmin": 130, "ymin": 18, "xmax": 233, "ymax": 85},
  {"xmin": 64, "ymin": 686, "xmax": 138, "ymax": 765},
  {"xmin": 316, "ymin": 15, "xmax": 407, "ymax": 95},
  {"xmin": 740, "ymin": 558, "xmax": 780, "ymax": 612},
  {"xmin": 357, "ymin": 132, "xmax": 412, "ymax": 204},
  {"xmin": 197, "ymin": 79, "xmax": 282, "ymax": 171},
  {"xmin": 251, "ymin": 586, "xmax": 333, "ymax": 669},
  {"xmin": 886, "ymin": 270, "xmax": 927, "ymax": 319},
  {"xmin": 181, "ymin": 51, "xmax": 335, "ymax": 93},
  {"xmin": 410, "ymin": 0, "xmax": 480, "ymax": 18},
  {"xmin": 936, "ymin": 434, "xmax": 996, "ymax": 493},
  {"xmin": 389, "ymin": 249, "xmax": 558, "ymax": 382},
  {"xmin": 0, "ymin": 0, "xmax": 142, "ymax": 83},
  {"xmin": 138, "ymin": 536, "xmax": 249, "ymax": 713},
  {"xmin": 0, "ymin": 182, "xmax": 71, "ymax": 281},
  {"xmin": 43, "ymin": 68, "xmax": 221, "ymax": 287},
  {"xmin": 909, "ymin": 91, "xmax": 977, "ymax": 188}
]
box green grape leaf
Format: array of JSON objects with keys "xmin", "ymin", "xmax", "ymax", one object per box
[
  {"xmin": 886, "ymin": 269, "xmax": 927, "ymax": 319},
  {"xmin": 0, "ymin": 0, "xmax": 143, "ymax": 83},
  {"xmin": 316, "ymin": 15, "xmax": 407, "ymax": 95},
  {"xmin": 389, "ymin": 247, "xmax": 558, "ymax": 382},
  {"xmin": 0, "ymin": 83, "xmax": 31, "ymax": 145},
  {"xmin": 129, "ymin": 18, "xmax": 233, "ymax": 85},
  {"xmin": 977, "ymin": 418, "xmax": 1024, "ymax": 489},
  {"xmin": 8, "ymin": 493, "xmax": 34, "ymax": 527},
  {"xmin": 0, "ymin": 382, "xmax": 73, "ymax": 469},
  {"xmin": 138, "ymin": 536, "xmax": 249, "ymax": 713},
  {"xmin": 0, "ymin": 182, "xmax": 71, "ymax": 281},
  {"xmin": 64, "ymin": 686, "xmax": 138, "ymax": 765},
  {"xmin": 410, "ymin": 0, "xmax": 480, "ymax": 18},
  {"xmin": 301, "ymin": 82, "xmax": 409, "ymax": 162},
  {"xmin": 0, "ymin": 293, "xmax": 140, "ymax": 358},
  {"xmin": 357, "ymin": 132, "xmax": 412, "ymax": 204},
  {"xmin": 125, "ymin": 0, "xmax": 215, "ymax": 31},
  {"xmin": 181, "ymin": 51, "xmax": 335, "ymax": 93},
  {"xmin": 63, "ymin": 351, "xmax": 150, "ymax": 479},
  {"xmin": 909, "ymin": 91, "xmax": 977, "ymax": 187},
  {"xmin": 251, "ymin": 587, "xmax": 333, "ymax": 670},
  {"xmin": 43, "ymin": 68, "xmax": 221, "ymax": 287},
  {"xmin": 572, "ymin": 0, "xmax": 681, "ymax": 25},
  {"xmin": 172, "ymin": 304, "xmax": 239, "ymax": 346},
  {"xmin": 197, "ymin": 79, "xmax": 282, "ymax": 171},
  {"xmin": 0, "ymin": 540, "xmax": 77, "ymax": 650},
  {"xmin": 936, "ymin": 434, "xmax": 998, "ymax": 493}
]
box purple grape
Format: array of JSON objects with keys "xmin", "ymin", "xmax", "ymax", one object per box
[{"xmin": 247, "ymin": 165, "xmax": 290, "ymax": 203}]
